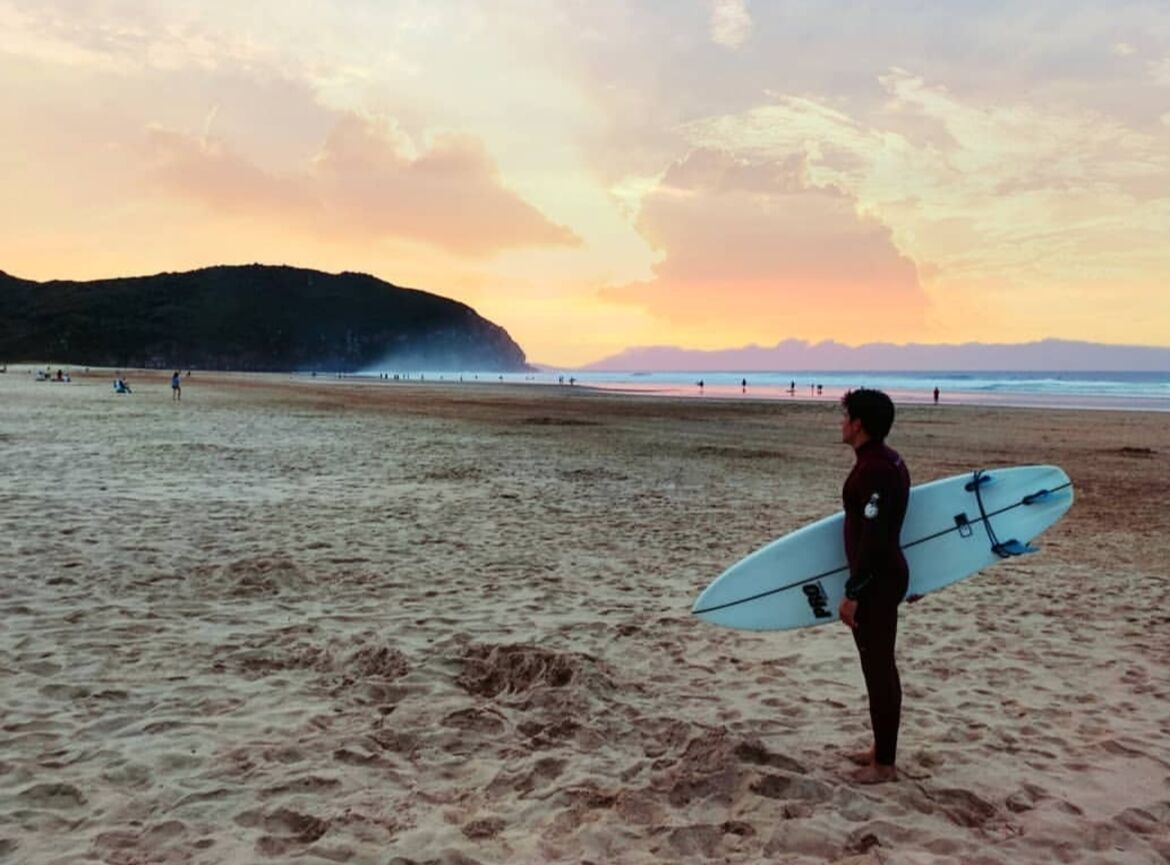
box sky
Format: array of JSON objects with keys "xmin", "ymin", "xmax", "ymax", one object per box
[{"xmin": 2, "ymin": 0, "xmax": 1170, "ymax": 366}]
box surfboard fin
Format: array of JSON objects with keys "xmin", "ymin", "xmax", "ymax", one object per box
[
  {"xmin": 993, "ymin": 539, "xmax": 1037, "ymax": 557},
  {"xmin": 964, "ymin": 472, "xmax": 993, "ymax": 492},
  {"xmin": 1021, "ymin": 489, "xmax": 1051, "ymax": 505}
]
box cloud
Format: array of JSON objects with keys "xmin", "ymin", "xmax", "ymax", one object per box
[
  {"xmin": 601, "ymin": 149, "xmax": 925, "ymax": 344},
  {"xmin": 673, "ymin": 69, "xmax": 1170, "ymax": 343},
  {"xmin": 683, "ymin": 68, "xmax": 1170, "ymax": 242},
  {"xmin": 1150, "ymin": 56, "xmax": 1170, "ymax": 86},
  {"xmin": 0, "ymin": 0, "xmax": 273, "ymax": 74},
  {"xmin": 145, "ymin": 127, "xmax": 314, "ymax": 214},
  {"xmin": 708, "ymin": 0, "xmax": 752, "ymax": 49},
  {"xmin": 144, "ymin": 114, "xmax": 580, "ymax": 257}
]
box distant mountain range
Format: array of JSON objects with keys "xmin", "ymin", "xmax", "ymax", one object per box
[
  {"xmin": 583, "ymin": 339, "xmax": 1170, "ymax": 372},
  {"xmin": 0, "ymin": 264, "xmax": 530, "ymax": 372}
]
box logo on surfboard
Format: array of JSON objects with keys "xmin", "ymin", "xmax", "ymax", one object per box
[{"xmin": 801, "ymin": 582, "xmax": 833, "ymax": 618}]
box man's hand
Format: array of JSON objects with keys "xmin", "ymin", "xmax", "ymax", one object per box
[{"xmin": 839, "ymin": 597, "xmax": 858, "ymax": 629}]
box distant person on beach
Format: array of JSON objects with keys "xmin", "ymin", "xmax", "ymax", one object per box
[
  {"xmin": 113, "ymin": 374, "xmax": 131, "ymax": 394},
  {"xmin": 933, "ymin": 386, "xmax": 940, "ymax": 405},
  {"xmin": 171, "ymin": 371, "xmax": 182, "ymax": 400},
  {"xmin": 837, "ymin": 388, "xmax": 911, "ymax": 784}
]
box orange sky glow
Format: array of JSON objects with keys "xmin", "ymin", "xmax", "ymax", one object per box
[{"xmin": 2, "ymin": 1, "xmax": 1169, "ymax": 366}]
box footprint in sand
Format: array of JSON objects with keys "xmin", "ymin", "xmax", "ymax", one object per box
[{"xmin": 17, "ymin": 782, "xmax": 87, "ymax": 809}]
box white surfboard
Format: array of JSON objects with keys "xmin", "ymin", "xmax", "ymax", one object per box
[{"xmin": 692, "ymin": 465, "xmax": 1073, "ymax": 630}]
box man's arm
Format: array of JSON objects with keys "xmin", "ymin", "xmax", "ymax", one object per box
[{"xmin": 843, "ymin": 461, "xmax": 901, "ymax": 600}]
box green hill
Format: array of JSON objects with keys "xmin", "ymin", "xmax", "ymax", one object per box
[{"xmin": 0, "ymin": 264, "xmax": 530, "ymax": 372}]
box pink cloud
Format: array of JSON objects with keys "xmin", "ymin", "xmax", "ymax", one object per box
[
  {"xmin": 143, "ymin": 114, "xmax": 579, "ymax": 257},
  {"xmin": 312, "ymin": 116, "xmax": 579, "ymax": 255},
  {"xmin": 602, "ymin": 149, "xmax": 927, "ymax": 341},
  {"xmin": 145, "ymin": 128, "xmax": 316, "ymax": 215}
]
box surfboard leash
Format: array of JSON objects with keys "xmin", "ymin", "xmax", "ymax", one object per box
[{"xmin": 966, "ymin": 469, "xmax": 1036, "ymax": 558}]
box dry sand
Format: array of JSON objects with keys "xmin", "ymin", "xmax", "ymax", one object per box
[{"xmin": 1, "ymin": 368, "xmax": 1168, "ymax": 864}]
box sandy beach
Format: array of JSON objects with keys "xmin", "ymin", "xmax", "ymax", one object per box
[{"xmin": 1, "ymin": 368, "xmax": 1167, "ymax": 864}]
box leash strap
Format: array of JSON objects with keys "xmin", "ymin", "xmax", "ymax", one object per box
[{"xmin": 968, "ymin": 469, "xmax": 1034, "ymax": 558}]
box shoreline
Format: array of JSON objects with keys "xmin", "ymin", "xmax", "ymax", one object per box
[{"xmin": 12, "ymin": 362, "xmax": 1170, "ymax": 414}]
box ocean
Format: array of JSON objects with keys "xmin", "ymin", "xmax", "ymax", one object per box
[{"xmin": 361, "ymin": 369, "xmax": 1170, "ymax": 412}]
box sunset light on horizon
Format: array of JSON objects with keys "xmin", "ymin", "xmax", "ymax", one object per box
[{"xmin": 3, "ymin": 1, "xmax": 1170, "ymax": 366}]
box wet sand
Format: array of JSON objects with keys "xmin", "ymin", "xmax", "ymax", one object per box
[{"xmin": 1, "ymin": 369, "xmax": 1168, "ymax": 864}]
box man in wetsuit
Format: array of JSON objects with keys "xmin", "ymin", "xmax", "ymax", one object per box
[{"xmin": 837, "ymin": 388, "xmax": 911, "ymax": 784}]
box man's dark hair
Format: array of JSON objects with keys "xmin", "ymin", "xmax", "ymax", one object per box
[{"xmin": 842, "ymin": 388, "xmax": 896, "ymax": 441}]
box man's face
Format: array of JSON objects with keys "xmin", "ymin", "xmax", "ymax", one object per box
[{"xmin": 841, "ymin": 409, "xmax": 863, "ymax": 447}]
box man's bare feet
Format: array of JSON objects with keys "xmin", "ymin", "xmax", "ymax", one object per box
[
  {"xmin": 851, "ymin": 763, "xmax": 898, "ymax": 784},
  {"xmin": 845, "ymin": 747, "xmax": 875, "ymax": 767}
]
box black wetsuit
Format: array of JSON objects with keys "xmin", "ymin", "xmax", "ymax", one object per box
[{"xmin": 842, "ymin": 439, "xmax": 911, "ymax": 767}]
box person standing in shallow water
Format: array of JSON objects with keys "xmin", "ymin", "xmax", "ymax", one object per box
[
  {"xmin": 837, "ymin": 388, "xmax": 911, "ymax": 784},
  {"xmin": 171, "ymin": 371, "xmax": 182, "ymax": 401}
]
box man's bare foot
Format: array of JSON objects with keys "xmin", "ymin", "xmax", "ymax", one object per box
[
  {"xmin": 845, "ymin": 747, "xmax": 875, "ymax": 766},
  {"xmin": 851, "ymin": 764, "xmax": 898, "ymax": 784}
]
